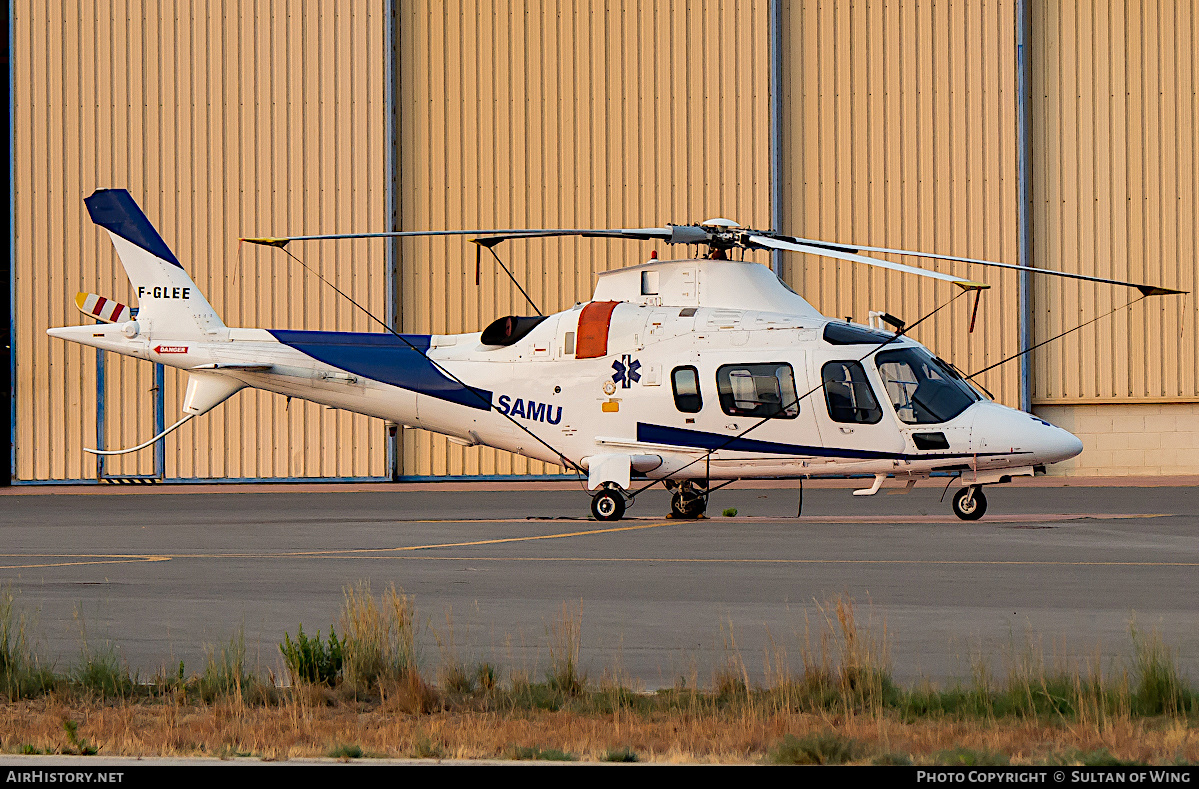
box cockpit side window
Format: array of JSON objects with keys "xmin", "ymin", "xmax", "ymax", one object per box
[
  {"xmin": 715, "ymin": 363, "xmax": 799, "ymax": 419},
  {"xmin": 671, "ymin": 366, "xmax": 703, "ymax": 413},
  {"xmin": 821, "ymin": 361, "xmax": 883, "ymax": 424},
  {"xmin": 875, "ymin": 347, "xmax": 980, "ymax": 424}
]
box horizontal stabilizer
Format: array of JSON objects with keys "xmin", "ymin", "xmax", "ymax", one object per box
[{"xmin": 75, "ymin": 292, "xmax": 136, "ymax": 324}]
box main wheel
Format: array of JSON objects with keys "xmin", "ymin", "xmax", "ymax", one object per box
[
  {"xmin": 670, "ymin": 492, "xmax": 707, "ymax": 519},
  {"xmin": 591, "ymin": 489, "xmax": 626, "ymax": 521},
  {"xmin": 951, "ymin": 486, "xmax": 987, "ymax": 520}
]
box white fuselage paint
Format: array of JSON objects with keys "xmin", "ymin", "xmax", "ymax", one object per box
[{"xmin": 50, "ymin": 271, "xmax": 1084, "ymax": 483}]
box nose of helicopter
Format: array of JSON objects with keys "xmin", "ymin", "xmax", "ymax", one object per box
[{"xmin": 970, "ymin": 403, "xmax": 1083, "ymax": 466}]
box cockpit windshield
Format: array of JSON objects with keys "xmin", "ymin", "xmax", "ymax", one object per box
[{"xmin": 875, "ymin": 347, "xmax": 981, "ymax": 424}]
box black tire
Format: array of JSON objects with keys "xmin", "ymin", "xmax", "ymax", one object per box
[
  {"xmin": 591, "ymin": 489, "xmax": 626, "ymax": 521},
  {"xmin": 670, "ymin": 493, "xmax": 707, "ymax": 520},
  {"xmin": 951, "ymin": 486, "xmax": 987, "ymax": 520}
]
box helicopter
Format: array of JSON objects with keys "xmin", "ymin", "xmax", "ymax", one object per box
[{"xmin": 49, "ymin": 189, "xmax": 1184, "ymax": 520}]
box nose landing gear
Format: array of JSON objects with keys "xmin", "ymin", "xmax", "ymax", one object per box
[{"xmin": 951, "ymin": 485, "xmax": 988, "ymax": 520}]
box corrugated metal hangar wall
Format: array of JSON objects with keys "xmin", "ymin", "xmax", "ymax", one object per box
[{"xmin": 8, "ymin": 1, "xmax": 1198, "ymax": 482}]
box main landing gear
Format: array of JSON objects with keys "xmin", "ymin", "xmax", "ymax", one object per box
[
  {"xmin": 664, "ymin": 480, "xmax": 708, "ymax": 520},
  {"xmin": 590, "ymin": 480, "xmax": 711, "ymax": 522},
  {"xmin": 590, "ymin": 484, "xmax": 627, "ymax": 521},
  {"xmin": 951, "ymin": 485, "xmax": 988, "ymax": 521}
]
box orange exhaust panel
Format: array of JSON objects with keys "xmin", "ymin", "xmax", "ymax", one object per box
[{"xmin": 575, "ymin": 301, "xmax": 619, "ymax": 359}]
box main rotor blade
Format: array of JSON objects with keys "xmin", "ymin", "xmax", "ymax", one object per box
[
  {"xmin": 240, "ymin": 229, "xmax": 562, "ymax": 248},
  {"xmin": 748, "ymin": 235, "xmax": 989, "ymax": 291},
  {"xmin": 470, "ymin": 227, "xmax": 674, "ymax": 248},
  {"xmin": 241, "ymin": 227, "xmax": 676, "ymax": 249},
  {"xmin": 778, "ymin": 235, "xmax": 1186, "ymax": 296}
]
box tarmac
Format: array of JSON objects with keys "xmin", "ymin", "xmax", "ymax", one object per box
[{"xmin": 0, "ymin": 476, "xmax": 1196, "ymax": 687}]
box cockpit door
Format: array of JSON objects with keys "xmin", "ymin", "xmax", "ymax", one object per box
[{"xmin": 809, "ymin": 349, "xmax": 906, "ymax": 456}]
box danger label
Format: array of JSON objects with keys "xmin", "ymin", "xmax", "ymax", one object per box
[{"xmin": 154, "ymin": 345, "xmax": 188, "ymax": 354}]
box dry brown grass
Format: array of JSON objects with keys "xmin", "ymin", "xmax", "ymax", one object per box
[
  {"xmin": 1, "ymin": 587, "xmax": 1195, "ymax": 763},
  {"xmin": 1, "ymin": 697, "xmax": 1195, "ymax": 763}
]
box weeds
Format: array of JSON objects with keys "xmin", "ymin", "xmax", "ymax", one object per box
[
  {"xmin": 340, "ymin": 582, "xmax": 418, "ymax": 693},
  {"xmin": 280, "ymin": 625, "xmax": 344, "ymax": 687},
  {"xmin": 1131, "ymin": 624, "xmax": 1192, "ymax": 716},
  {"xmin": 327, "ymin": 743, "xmax": 364, "ymax": 759},
  {"xmin": 61, "ymin": 719, "xmax": 97, "ymax": 756},
  {"xmin": 71, "ymin": 645, "xmax": 132, "ymax": 699},
  {"xmin": 768, "ymin": 731, "xmax": 860, "ymax": 765},
  {"xmin": 937, "ymin": 746, "xmax": 1010, "ymax": 766},
  {"xmin": 509, "ymin": 744, "xmax": 577, "ymax": 761},
  {"xmin": 198, "ymin": 628, "xmax": 273, "ymax": 705},
  {"xmin": 546, "ymin": 602, "xmax": 585, "ymax": 696},
  {"xmin": 71, "ymin": 609, "xmax": 132, "ymax": 700},
  {"xmin": 0, "ymin": 585, "xmax": 1195, "ymax": 764},
  {"xmin": 0, "ymin": 585, "xmax": 55, "ymax": 700},
  {"xmin": 412, "ymin": 737, "xmax": 445, "ymax": 759}
]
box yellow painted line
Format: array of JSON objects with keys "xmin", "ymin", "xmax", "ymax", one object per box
[
  {"xmin": 206, "ymin": 520, "xmax": 676, "ymax": 559},
  {"xmin": 0, "ymin": 523, "xmax": 676, "ymax": 566},
  {"xmin": 0, "ymin": 555, "xmax": 172, "ymax": 570},
  {"xmin": 330, "ymin": 556, "xmax": 1199, "ymax": 568}
]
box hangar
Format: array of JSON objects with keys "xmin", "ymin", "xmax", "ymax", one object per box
[{"xmin": 4, "ymin": 1, "xmax": 1196, "ymax": 484}]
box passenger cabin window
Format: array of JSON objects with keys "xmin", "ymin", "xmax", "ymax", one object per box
[
  {"xmin": 875, "ymin": 347, "xmax": 980, "ymax": 424},
  {"xmin": 671, "ymin": 366, "xmax": 703, "ymax": 413},
  {"xmin": 821, "ymin": 361, "xmax": 883, "ymax": 424},
  {"xmin": 715, "ymin": 364, "xmax": 799, "ymax": 419}
]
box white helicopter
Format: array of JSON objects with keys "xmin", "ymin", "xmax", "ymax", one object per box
[{"xmin": 51, "ymin": 190, "xmax": 1183, "ymax": 520}]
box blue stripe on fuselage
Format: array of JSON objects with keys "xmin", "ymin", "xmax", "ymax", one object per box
[
  {"xmin": 636, "ymin": 422, "xmax": 1021, "ymax": 462},
  {"xmin": 269, "ymin": 330, "xmax": 492, "ymax": 411},
  {"xmin": 637, "ymin": 422, "xmax": 901, "ymax": 460}
]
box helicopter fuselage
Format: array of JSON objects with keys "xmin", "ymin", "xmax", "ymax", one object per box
[{"xmin": 55, "ymin": 258, "xmax": 1083, "ymax": 492}]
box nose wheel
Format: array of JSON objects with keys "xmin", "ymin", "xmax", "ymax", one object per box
[
  {"xmin": 951, "ymin": 486, "xmax": 987, "ymax": 520},
  {"xmin": 591, "ymin": 485, "xmax": 627, "ymax": 521}
]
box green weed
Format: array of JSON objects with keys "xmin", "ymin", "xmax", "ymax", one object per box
[
  {"xmin": 62, "ymin": 719, "xmax": 97, "ymax": 756},
  {"xmin": 327, "ymin": 743, "xmax": 364, "ymax": 759},
  {"xmin": 768, "ymin": 731, "xmax": 860, "ymax": 765},
  {"xmin": 280, "ymin": 624, "xmax": 344, "ymax": 687}
]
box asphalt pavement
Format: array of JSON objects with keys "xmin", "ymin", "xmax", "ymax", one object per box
[{"xmin": 0, "ymin": 480, "xmax": 1195, "ymax": 688}]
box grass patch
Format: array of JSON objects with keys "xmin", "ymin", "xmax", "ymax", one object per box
[
  {"xmin": 937, "ymin": 747, "xmax": 1010, "ymax": 766},
  {"xmin": 412, "ymin": 738, "xmax": 445, "ymax": 759},
  {"xmin": 768, "ymin": 731, "xmax": 860, "ymax": 765},
  {"xmin": 0, "ymin": 585, "xmax": 57, "ymax": 700},
  {"xmin": 546, "ymin": 602, "xmax": 586, "ymax": 696},
  {"xmin": 873, "ymin": 752, "xmax": 914, "ymax": 765},
  {"xmin": 197, "ymin": 628, "xmax": 274, "ymax": 705},
  {"xmin": 722, "ymin": 508, "xmax": 738, "ymax": 517},
  {"xmin": 340, "ymin": 582, "xmax": 419, "ymax": 694},
  {"xmin": 1131, "ymin": 625, "xmax": 1194, "ymax": 716},
  {"xmin": 0, "ymin": 586, "xmax": 1196, "ymax": 764},
  {"xmin": 61, "ymin": 719, "xmax": 98, "ymax": 756},
  {"xmin": 509, "ymin": 744, "xmax": 577, "ymax": 761},
  {"xmin": 1078, "ymin": 749, "xmax": 1141, "ymax": 767},
  {"xmin": 280, "ymin": 625, "xmax": 344, "ymax": 687},
  {"xmin": 327, "ymin": 743, "xmax": 364, "ymax": 759}
]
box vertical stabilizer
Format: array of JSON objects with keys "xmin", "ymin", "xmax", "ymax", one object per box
[{"xmin": 84, "ymin": 189, "xmax": 225, "ymax": 337}]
